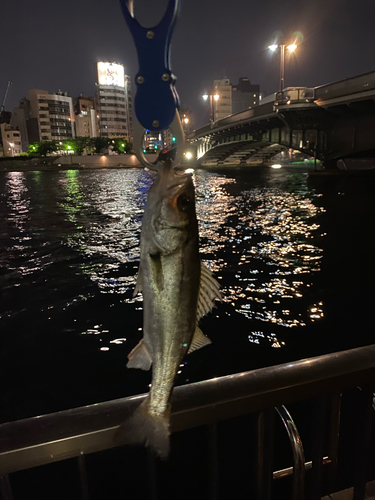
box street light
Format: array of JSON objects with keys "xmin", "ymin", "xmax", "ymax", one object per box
[
  {"xmin": 268, "ymin": 41, "xmax": 297, "ymax": 91},
  {"xmin": 8, "ymin": 142, "xmax": 14, "ymax": 157},
  {"xmin": 202, "ymin": 93, "xmax": 220, "ymax": 122}
]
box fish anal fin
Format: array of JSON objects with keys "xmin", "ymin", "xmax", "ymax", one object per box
[
  {"xmin": 188, "ymin": 325, "xmax": 212, "ymax": 354},
  {"xmin": 127, "ymin": 339, "xmax": 152, "ymax": 371}
]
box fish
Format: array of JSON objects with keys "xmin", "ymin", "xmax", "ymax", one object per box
[{"xmin": 120, "ymin": 159, "xmax": 221, "ymax": 458}]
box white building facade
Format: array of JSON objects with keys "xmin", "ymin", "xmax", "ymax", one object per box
[
  {"xmin": 0, "ymin": 123, "xmax": 23, "ymax": 156},
  {"xmin": 210, "ymin": 77, "xmax": 261, "ymax": 121},
  {"xmin": 74, "ymin": 95, "xmax": 98, "ymax": 138},
  {"xmin": 29, "ymin": 89, "xmax": 75, "ymax": 142},
  {"xmin": 96, "ymin": 62, "xmax": 133, "ymax": 141},
  {"xmin": 213, "ymin": 78, "xmax": 232, "ymax": 121}
]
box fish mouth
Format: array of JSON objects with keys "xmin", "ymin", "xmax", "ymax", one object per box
[{"xmin": 166, "ymin": 178, "xmax": 191, "ymax": 192}]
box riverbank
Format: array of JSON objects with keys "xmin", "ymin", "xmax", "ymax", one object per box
[{"xmin": 0, "ymin": 153, "xmax": 159, "ymax": 172}]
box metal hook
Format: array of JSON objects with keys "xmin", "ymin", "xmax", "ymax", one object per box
[
  {"xmin": 134, "ymin": 110, "xmax": 184, "ymax": 170},
  {"xmin": 119, "ymin": 0, "xmax": 180, "ymax": 131},
  {"xmin": 119, "ymin": 0, "xmax": 184, "ymax": 169}
]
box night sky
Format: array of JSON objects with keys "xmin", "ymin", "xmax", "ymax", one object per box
[{"xmin": 1, "ymin": 0, "xmax": 374, "ymax": 129}]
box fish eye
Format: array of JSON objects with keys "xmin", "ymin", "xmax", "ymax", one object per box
[{"xmin": 177, "ymin": 194, "xmax": 191, "ymax": 211}]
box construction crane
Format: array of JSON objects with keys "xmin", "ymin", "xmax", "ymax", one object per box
[{"xmin": 1, "ymin": 81, "xmax": 12, "ymax": 113}]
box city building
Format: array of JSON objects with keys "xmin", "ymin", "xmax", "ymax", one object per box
[
  {"xmin": 232, "ymin": 77, "xmax": 260, "ymax": 113},
  {"xmin": 96, "ymin": 62, "xmax": 133, "ymax": 141},
  {"xmin": 0, "ymin": 123, "xmax": 22, "ymax": 156},
  {"xmin": 208, "ymin": 77, "xmax": 261, "ymax": 121},
  {"xmin": 28, "ymin": 89, "xmax": 75, "ymax": 142},
  {"xmin": 144, "ymin": 130, "xmax": 162, "ymax": 151},
  {"xmin": 10, "ymin": 98, "xmax": 31, "ymax": 152},
  {"xmin": 180, "ymin": 108, "xmax": 193, "ymax": 137},
  {"xmin": 74, "ymin": 95, "xmax": 98, "ymax": 138},
  {"xmin": 213, "ymin": 78, "xmax": 232, "ymax": 121}
]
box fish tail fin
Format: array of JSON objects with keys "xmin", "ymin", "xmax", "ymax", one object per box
[{"xmin": 116, "ymin": 397, "xmax": 171, "ymax": 459}]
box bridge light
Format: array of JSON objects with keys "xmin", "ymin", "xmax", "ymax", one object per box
[
  {"xmin": 271, "ymin": 164, "xmax": 282, "ymax": 169},
  {"xmin": 268, "ymin": 37, "xmax": 300, "ymax": 90},
  {"xmin": 202, "ymin": 94, "xmax": 209, "ymax": 101},
  {"xmin": 213, "ymin": 94, "xmax": 219, "ymax": 101}
]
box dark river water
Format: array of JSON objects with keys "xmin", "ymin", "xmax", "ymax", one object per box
[{"xmin": 1, "ymin": 166, "xmax": 374, "ymax": 425}]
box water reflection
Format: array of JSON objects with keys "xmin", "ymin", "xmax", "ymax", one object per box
[
  {"xmin": 1, "ymin": 168, "xmax": 325, "ymax": 352},
  {"xmin": 193, "ymin": 172, "xmax": 325, "ymax": 333},
  {"xmin": 2, "ymin": 172, "xmax": 39, "ymax": 278},
  {"xmin": 5, "ymin": 172, "xmax": 29, "ymax": 233},
  {"xmin": 56, "ymin": 169, "xmax": 153, "ymax": 298},
  {"xmin": 60, "ymin": 170, "xmax": 324, "ymax": 335}
]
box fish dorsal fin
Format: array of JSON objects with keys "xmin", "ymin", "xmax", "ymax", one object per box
[
  {"xmin": 133, "ymin": 263, "xmax": 143, "ymax": 297},
  {"xmin": 188, "ymin": 325, "xmax": 212, "ymax": 354},
  {"xmin": 127, "ymin": 339, "xmax": 152, "ymax": 371},
  {"xmin": 196, "ymin": 262, "xmax": 221, "ymax": 320}
]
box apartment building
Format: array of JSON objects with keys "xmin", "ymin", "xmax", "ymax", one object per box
[
  {"xmin": 29, "ymin": 89, "xmax": 75, "ymax": 142},
  {"xmin": 74, "ymin": 95, "xmax": 98, "ymax": 138},
  {"xmin": 232, "ymin": 77, "xmax": 260, "ymax": 113},
  {"xmin": 211, "ymin": 77, "xmax": 261, "ymax": 120},
  {"xmin": 0, "ymin": 123, "xmax": 22, "ymax": 156},
  {"xmin": 213, "ymin": 78, "xmax": 232, "ymax": 121},
  {"xmin": 97, "ymin": 62, "xmax": 133, "ymax": 141}
]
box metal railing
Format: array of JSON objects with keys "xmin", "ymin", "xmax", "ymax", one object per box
[
  {"xmin": 315, "ymin": 70, "xmax": 375, "ymax": 101},
  {"xmin": 189, "ymin": 101, "xmax": 276, "ymax": 139},
  {"xmin": 1, "ymin": 344, "xmax": 375, "ymax": 499}
]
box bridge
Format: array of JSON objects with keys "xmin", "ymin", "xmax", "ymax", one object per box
[{"xmin": 187, "ymin": 71, "xmax": 375, "ymax": 169}]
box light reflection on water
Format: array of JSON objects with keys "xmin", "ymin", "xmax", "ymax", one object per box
[
  {"xmin": 57, "ymin": 169, "xmax": 151, "ymax": 295},
  {"xmin": 193, "ymin": 171, "xmax": 325, "ymax": 349},
  {"xmin": 1, "ymin": 168, "xmax": 324, "ymax": 333},
  {"xmin": 0, "ymin": 167, "xmax": 331, "ymax": 418},
  {"xmin": 1, "ymin": 168, "xmax": 326, "ymax": 358}
]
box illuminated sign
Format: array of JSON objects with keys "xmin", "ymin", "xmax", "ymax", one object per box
[{"xmin": 97, "ymin": 62, "xmax": 125, "ymax": 87}]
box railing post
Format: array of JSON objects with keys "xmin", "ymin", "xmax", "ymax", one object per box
[
  {"xmin": 310, "ymin": 396, "xmax": 328, "ymax": 500},
  {"xmin": 327, "ymin": 392, "xmax": 341, "ymax": 493},
  {"xmin": 77, "ymin": 454, "xmax": 89, "ymax": 500},
  {"xmin": 0, "ymin": 475, "xmax": 13, "ymax": 500},
  {"xmin": 276, "ymin": 406, "xmax": 305, "ymax": 500},
  {"xmin": 147, "ymin": 448, "xmax": 158, "ymax": 500},
  {"xmin": 257, "ymin": 409, "xmax": 275, "ymax": 500},
  {"xmin": 208, "ymin": 422, "xmax": 219, "ymax": 500},
  {"xmin": 353, "ymin": 384, "xmax": 374, "ymax": 500}
]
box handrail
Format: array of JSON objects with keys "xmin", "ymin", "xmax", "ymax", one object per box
[
  {"xmin": 1, "ymin": 344, "xmax": 375, "ymax": 475},
  {"xmin": 275, "ymin": 406, "xmax": 305, "ymax": 500},
  {"xmin": 189, "ymin": 102, "xmax": 276, "ymax": 139}
]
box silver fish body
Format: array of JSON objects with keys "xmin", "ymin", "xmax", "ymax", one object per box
[{"xmin": 122, "ymin": 160, "xmax": 220, "ymax": 457}]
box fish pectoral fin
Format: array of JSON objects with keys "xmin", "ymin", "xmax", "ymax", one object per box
[
  {"xmin": 196, "ymin": 262, "xmax": 222, "ymax": 320},
  {"xmin": 133, "ymin": 264, "xmax": 143, "ymax": 296},
  {"xmin": 188, "ymin": 325, "xmax": 212, "ymax": 354},
  {"xmin": 127, "ymin": 339, "xmax": 153, "ymax": 370}
]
